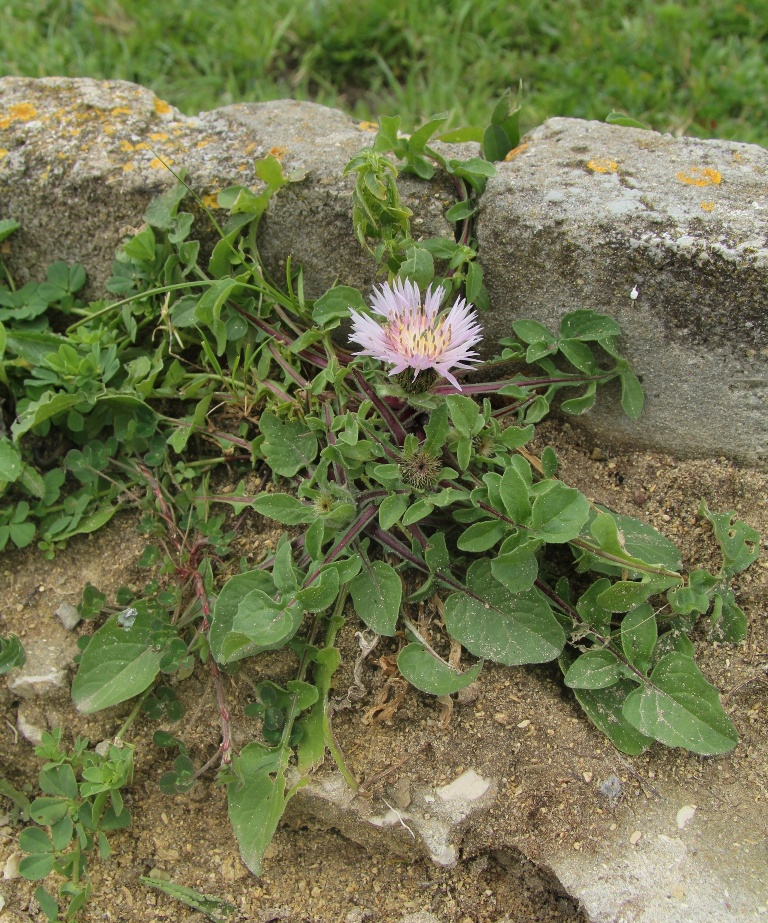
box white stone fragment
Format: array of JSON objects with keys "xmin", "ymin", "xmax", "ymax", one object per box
[{"xmin": 676, "ymin": 804, "xmax": 697, "ymax": 829}]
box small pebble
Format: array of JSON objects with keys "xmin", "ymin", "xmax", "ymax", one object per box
[{"xmin": 630, "ymin": 830, "xmax": 642, "ymax": 845}]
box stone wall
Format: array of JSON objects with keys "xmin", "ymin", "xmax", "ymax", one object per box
[{"xmin": 1, "ymin": 77, "xmax": 766, "ymax": 462}]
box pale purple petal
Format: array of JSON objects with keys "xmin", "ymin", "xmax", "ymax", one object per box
[{"xmin": 348, "ymin": 280, "xmax": 483, "ymax": 391}]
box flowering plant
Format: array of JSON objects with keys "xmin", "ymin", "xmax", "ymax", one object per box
[{"xmin": 43, "ymin": 106, "xmax": 757, "ymax": 884}]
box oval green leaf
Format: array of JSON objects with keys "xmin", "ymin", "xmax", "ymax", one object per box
[{"xmin": 398, "ymin": 642, "xmax": 483, "ymax": 695}]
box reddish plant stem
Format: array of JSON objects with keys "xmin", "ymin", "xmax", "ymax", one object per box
[{"xmin": 193, "ymin": 570, "xmax": 232, "ymax": 764}]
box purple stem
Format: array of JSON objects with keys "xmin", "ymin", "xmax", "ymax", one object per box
[{"xmin": 268, "ymin": 342, "xmax": 310, "ymax": 388}]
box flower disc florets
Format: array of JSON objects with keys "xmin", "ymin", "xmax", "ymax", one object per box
[{"xmin": 348, "ymin": 279, "xmax": 483, "ymax": 391}]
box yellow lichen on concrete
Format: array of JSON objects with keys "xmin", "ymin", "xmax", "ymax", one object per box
[
  {"xmin": 587, "ymin": 159, "xmax": 618, "ymax": 174},
  {"xmin": 676, "ymin": 167, "xmax": 721, "ymax": 186},
  {"xmin": 504, "ymin": 143, "xmax": 529, "ymax": 161},
  {"xmin": 122, "ymin": 162, "xmax": 135, "ymax": 172},
  {"xmin": 120, "ymin": 140, "xmax": 135, "ymax": 152},
  {"xmin": 111, "ymin": 107, "xmax": 132, "ymax": 116},
  {"xmin": 0, "ymin": 102, "xmax": 38, "ymax": 129},
  {"xmin": 202, "ymin": 194, "xmax": 220, "ymax": 209},
  {"xmin": 700, "ymin": 201, "xmax": 716, "ymax": 211},
  {"xmin": 154, "ymin": 98, "xmax": 171, "ymax": 115},
  {"xmin": 269, "ymin": 146, "xmax": 287, "ymax": 160},
  {"xmin": 357, "ymin": 120, "xmax": 378, "ymax": 132},
  {"xmin": 149, "ymin": 157, "xmax": 169, "ymax": 169},
  {"xmin": 149, "ymin": 132, "xmax": 169, "ymax": 142},
  {"xmin": 0, "ymin": 148, "xmax": 7, "ymax": 159}
]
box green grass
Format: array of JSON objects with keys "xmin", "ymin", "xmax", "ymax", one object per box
[{"xmin": 2, "ymin": 0, "xmax": 767, "ymax": 145}]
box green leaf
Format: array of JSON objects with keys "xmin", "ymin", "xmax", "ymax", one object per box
[
  {"xmin": 0, "ymin": 634, "xmax": 26, "ymax": 675},
  {"xmin": 19, "ymin": 852, "xmax": 55, "ymax": 881},
  {"xmin": 490, "ymin": 548, "xmax": 538, "ymax": 594},
  {"xmin": 378, "ymin": 494, "xmax": 409, "ymax": 530},
  {"xmin": 296, "ymin": 568, "xmax": 339, "ymax": 612},
  {"xmin": 457, "ymin": 519, "xmax": 507, "ymax": 552},
  {"xmin": 568, "ymin": 678, "xmax": 652, "ymax": 755},
  {"xmin": 564, "ymin": 649, "xmax": 621, "ymax": 689},
  {"xmin": 619, "ymin": 364, "xmax": 644, "ymax": 418},
  {"xmin": 251, "ymin": 493, "xmax": 316, "ymax": 525},
  {"xmin": 34, "ymin": 885, "xmax": 60, "ymax": 923},
  {"xmin": 71, "ymin": 608, "xmax": 164, "ymax": 714},
  {"xmin": 423, "ymin": 403, "xmax": 450, "ymax": 454},
  {"xmin": 397, "ymin": 643, "xmax": 483, "ymax": 695},
  {"xmin": 349, "ymin": 561, "xmax": 402, "ymax": 636},
  {"xmin": 606, "ymin": 111, "xmax": 652, "ymax": 130},
  {"xmin": 0, "ymin": 437, "xmax": 22, "ymax": 483},
  {"xmin": 227, "ymin": 742, "xmax": 292, "ymax": 876},
  {"xmin": 699, "ymin": 500, "xmax": 760, "ymax": 576},
  {"xmin": 530, "ymin": 481, "xmax": 590, "ymax": 543},
  {"xmin": 218, "ymin": 588, "xmax": 302, "ymax": 665},
  {"xmin": 499, "ymin": 463, "xmax": 531, "ymax": 523},
  {"xmin": 591, "ymin": 508, "xmax": 682, "ymax": 571},
  {"xmin": 12, "ymin": 391, "xmax": 87, "ymax": 440},
  {"xmin": 209, "ymin": 570, "xmax": 275, "ymax": 664},
  {"xmin": 312, "ymin": 286, "xmax": 368, "ymax": 327},
  {"xmin": 709, "ymin": 589, "xmax": 748, "ymax": 642},
  {"xmin": 259, "ymin": 412, "xmax": 318, "ymax": 478},
  {"xmin": 446, "ymin": 394, "xmax": 483, "ymax": 438},
  {"xmin": 0, "ymin": 778, "xmax": 31, "ymax": 820},
  {"xmin": 444, "ymin": 560, "xmax": 564, "ymax": 666},
  {"xmin": 623, "ymin": 653, "xmax": 738, "ymax": 755},
  {"xmin": 19, "ymin": 826, "xmax": 55, "ymax": 855},
  {"xmin": 49, "ymin": 814, "xmax": 74, "ymax": 852},
  {"xmin": 621, "ymin": 604, "xmax": 657, "ymax": 667},
  {"xmin": 0, "ymin": 218, "xmax": 20, "ymax": 243},
  {"xmin": 123, "ymin": 225, "xmax": 156, "ymax": 262},
  {"xmin": 140, "ymin": 878, "xmax": 237, "ymax": 923},
  {"xmin": 444, "ymin": 201, "xmax": 475, "ymax": 222},
  {"xmin": 399, "ymin": 248, "xmax": 434, "ymax": 289},
  {"xmin": 39, "ymin": 764, "xmax": 77, "ymax": 799},
  {"xmin": 597, "ymin": 580, "xmax": 655, "ymax": 612}
]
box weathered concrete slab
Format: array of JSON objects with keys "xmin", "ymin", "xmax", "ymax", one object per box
[
  {"xmin": 476, "ymin": 118, "xmax": 768, "ymax": 463},
  {"xmin": 0, "ymin": 77, "xmax": 454, "ymax": 296}
]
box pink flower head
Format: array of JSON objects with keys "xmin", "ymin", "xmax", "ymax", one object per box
[{"xmin": 348, "ymin": 278, "xmax": 483, "ymax": 390}]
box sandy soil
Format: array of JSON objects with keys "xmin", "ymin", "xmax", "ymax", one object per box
[{"xmin": 1, "ymin": 420, "xmax": 766, "ymax": 923}]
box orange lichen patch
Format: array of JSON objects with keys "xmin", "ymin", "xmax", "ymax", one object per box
[
  {"xmin": 0, "ymin": 102, "xmax": 38, "ymax": 129},
  {"xmin": 504, "ymin": 143, "xmax": 529, "ymax": 161},
  {"xmin": 111, "ymin": 106, "xmax": 132, "ymax": 116},
  {"xmin": 676, "ymin": 167, "xmax": 721, "ymax": 186},
  {"xmin": 120, "ymin": 140, "xmax": 135, "ymax": 152},
  {"xmin": 357, "ymin": 120, "xmax": 379, "ymax": 132},
  {"xmin": 202, "ymin": 194, "xmax": 220, "ymax": 209},
  {"xmin": 149, "ymin": 132, "xmax": 169, "ymax": 142},
  {"xmin": 153, "ymin": 98, "xmax": 171, "ymax": 115},
  {"xmin": 237, "ymin": 164, "xmax": 247, "ymax": 171},
  {"xmin": 587, "ymin": 158, "xmax": 618, "ymax": 174},
  {"xmin": 149, "ymin": 157, "xmax": 168, "ymax": 169},
  {"xmin": 244, "ymin": 142, "xmax": 256, "ymax": 154},
  {"xmin": 700, "ymin": 201, "xmax": 716, "ymax": 211},
  {"xmin": 269, "ymin": 145, "xmax": 287, "ymax": 159},
  {"xmin": 732, "ymin": 152, "xmax": 744, "ymax": 162},
  {"xmin": 122, "ymin": 162, "xmax": 135, "ymax": 172}
]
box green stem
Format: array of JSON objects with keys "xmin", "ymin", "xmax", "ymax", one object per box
[{"xmin": 115, "ymin": 688, "xmax": 152, "ymax": 740}]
